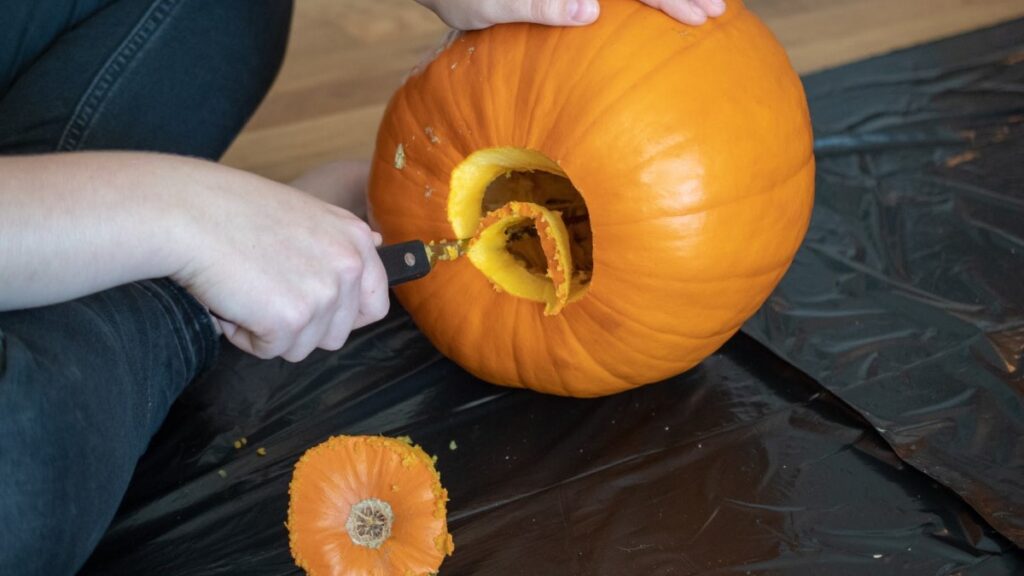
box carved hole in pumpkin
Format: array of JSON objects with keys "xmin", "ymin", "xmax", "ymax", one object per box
[
  {"xmin": 448, "ymin": 147, "xmax": 593, "ymax": 313},
  {"xmin": 482, "ymin": 171, "xmax": 593, "ymax": 289}
]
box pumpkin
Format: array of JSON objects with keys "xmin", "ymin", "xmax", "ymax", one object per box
[
  {"xmin": 368, "ymin": 0, "xmax": 814, "ymax": 396},
  {"xmin": 287, "ymin": 436, "xmax": 454, "ymax": 576}
]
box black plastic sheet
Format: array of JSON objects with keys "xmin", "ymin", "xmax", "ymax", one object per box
[
  {"xmin": 82, "ymin": 18, "xmax": 1024, "ymax": 575},
  {"xmin": 744, "ymin": 18, "xmax": 1024, "ymax": 547}
]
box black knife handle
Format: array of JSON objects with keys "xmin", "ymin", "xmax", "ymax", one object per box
[{"xmin": 377, "ymin": 241, "xmax": 432, "ymax": 286}]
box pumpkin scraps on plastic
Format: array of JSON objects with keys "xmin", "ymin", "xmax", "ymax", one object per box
[{"xmin": 287, "ymin": 435, "xmax": 453, "ymax": 576}]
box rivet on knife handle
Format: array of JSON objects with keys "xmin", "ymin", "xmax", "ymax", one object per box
[{"xmin": 377, "ymin": 241, "xmax": 432, "ymax": 286}]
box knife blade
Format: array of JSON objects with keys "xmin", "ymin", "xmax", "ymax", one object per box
[{"xmin": 376, "ymin": 239, "xmax": 469, "ymax": 286}]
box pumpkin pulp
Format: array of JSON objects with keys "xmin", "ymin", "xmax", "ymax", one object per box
[{"xmin": 448, "ymin": 147, "xmax": 592, "ymax": 315}]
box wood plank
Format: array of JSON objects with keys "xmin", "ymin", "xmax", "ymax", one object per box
[
  {"xmin": 751, "ymin": 0, "xmax": 1024, "ymax": 74},
  {"xmin": 222, "ymin": 0, "xmax": 1024, "ymax": 182}
]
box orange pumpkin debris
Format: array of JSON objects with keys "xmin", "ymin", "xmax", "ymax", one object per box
[{"xmin": 287, "ymin": 436, "xmax": 453, "ymax": 576}]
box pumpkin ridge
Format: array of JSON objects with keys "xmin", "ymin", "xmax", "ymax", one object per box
[
  {"xmin": 483, "ymin": 36, "xmax": 525, "ymax": 152},
  {"xmin": 617, "ymin": 132, "xmax": 691, "ymax": 179},
  {"xmin": 419, "ymin": 280, "xmax": 507, "ymax": 368},
  {"xmin": 515, "ymin": 24, "xmax": 561, "ymax": 145},
  {"xmin": 531, "ymin": 2, "xmax": 647, "ymax": 147},
  {"xmin": 586, "ymin": 289, "xmax": 752, "ymax": 341},
  {"xmin": 406, "ymin": 81, "xmax": 466, "ymax": 182},
  {"xmin": 596, "ymin": 262, "xmax": 786, "ymax": 288},
  {"xmin": 553, "ymin": 310, "xmax": 633, "ymax": 386},
  {"xmin": 507, "ymin": 297, "xmax": 531, "ymax": 386},
  {"xmin": 582, "ymin": 290, "xmax": 739, "ymax": 342},
  {"xmin": 503, "ymin": 24, "xmax": 531, "ymax": 146},
  {"xmin": 592, "ymin": 156, "xmax": 814, "ymax": 229},
  {"xmin": 459, "ymin": 35, "xmax": 501, "ymax": 146},
  {"xmin": 559, "ymin": 3, "xmax": 751, "ymax": 149},
  {"xmin": 405, "ymin": 64, "xmax": 467, "ymax": 175},
  {"xmin": 567, "ymin": 304, "xmax": 694, "ymax": 369},
  {"xmin": 420, "ymin": 41, "xmax": 475, "ymax": 154},
  {"xmin": 399, "ymin": 267, "xmax": 456, "ymax": 306},
  {"xmin": 400, "ymin": 273, "xmax": 475, "ymax": 348},
  {"xmin": 380, "ymin": 95, "xmax": 423, "ymax": 183},
  {"xmin": 574, "ymin": 294, "xmax": 729, "ymax": 348}
]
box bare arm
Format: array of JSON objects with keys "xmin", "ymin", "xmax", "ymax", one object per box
[
  {"xmin": 1, "ymin": 153, "xmax": 195, "ymax": 310},
  {"xmin": 0, "ymin": 152, "xmax": 389, "ymax": 361}
]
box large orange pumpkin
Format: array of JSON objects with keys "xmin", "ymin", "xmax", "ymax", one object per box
[{"xmin": 368, "ymin": 0, "xmax": 814, "ymax": 397}]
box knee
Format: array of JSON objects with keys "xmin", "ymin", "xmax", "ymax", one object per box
[
  {"xmin": 0, "ymin": 330, "xmax": 134, "ymax": 576},
  {"xmin": 0, "ymin": 444, "xmax": 113, "ymax": 576}
]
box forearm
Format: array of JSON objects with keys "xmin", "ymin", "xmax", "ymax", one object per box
[{"xmin": 0, "ymin": 152, "xmax": 200, "ymax": 311}]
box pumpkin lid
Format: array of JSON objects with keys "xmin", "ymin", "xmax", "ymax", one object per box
[{"xmin": 287, "ymin": 435, "xmax": 454, "ymax": 576}]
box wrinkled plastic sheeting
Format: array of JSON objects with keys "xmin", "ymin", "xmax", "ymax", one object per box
[
  {"xmin": 82, "ymin": 19, "xmax": 1024, "ymax": 576},
  {"xmin": 744, "ymin": 18, "xmax": 1024, "ymax": 547},
  {"xmin": 81, "ymin": 322, "xmax": 1022, "ymax": 575}
]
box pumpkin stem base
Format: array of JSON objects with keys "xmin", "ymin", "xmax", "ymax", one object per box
[{"xmin": 345, "ymin": 498, "xmax": 394, "ymax": 549}]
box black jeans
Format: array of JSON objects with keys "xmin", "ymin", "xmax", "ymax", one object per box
[{"xmin": 0, "ymin": 1, "xmax": 292, "ymax": 574}]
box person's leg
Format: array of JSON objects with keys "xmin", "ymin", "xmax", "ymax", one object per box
[
  {"xmin": 0, "ymin": 0, "xmax": 292, "ymax": 157},
  {"xmin": 0, "ymin": 1, "xmax": 292, "ymax": 574},
  {"xmin": 0, "ymin": 281, "xmax": 218, "ymax": 574},
  {"xmin": 0, "ymin": 0, "xmax": 118, "ymax": 94}
]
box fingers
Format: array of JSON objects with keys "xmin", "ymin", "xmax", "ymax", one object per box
[
  {"xmin": 353, "ymin": 240, "xmax": 390, "ymax": 329},
  {"xmin": 692, "ymin": 0, "xmax": 726, "ymax": 18},
  {"xmin": 283, "ymin": 220, "xmax": 389, "ymax": 361},
  {"xmin": 516, "ymin": 0, "xmax": 601, "ymax": 26},
  {"xmin": 219, "ymin": 219, "xmax": 389, "ymax": 363},
  {"xmin": 352, "ymin": 236, "xmax": 390, "ymax": 332},
  {"xmin": 323, "ymin": 224, "xmax": 390, "ymax": 348},
  {"xmin": 639, "ymin": 0, "xmax": 726, "ymax": 25},
  {"xmin": 425, "ymin": 0, "xmax": 600, "ymax": 30},
  {"xmin": 424, "ymin": 0, "xmax": 724, "ymax": 29},
  {"xmin": 223, "ymin": 323, "xmax": 283, "ymax": 360},
  {"xmin": 281, "ymin": 276, "xmax": 345, "ymax": 362}
]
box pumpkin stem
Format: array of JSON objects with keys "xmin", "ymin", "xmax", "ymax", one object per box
[{"xmin": 345, "ymin": 498, "xmax": 394, "ymax": 549}]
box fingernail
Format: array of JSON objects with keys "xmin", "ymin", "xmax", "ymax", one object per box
[
  {"xmin": 709, "ymin": 0, "xmax": 726, "ymax": 15},
  {"xmin": 569, "ymin": 0, "xmax": 599, "ymax": 24}
]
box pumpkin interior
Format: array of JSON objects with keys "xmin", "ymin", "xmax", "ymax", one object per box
[{"xmin": 448, "ymin": 148, "xmax": 592, "ymax": 314}]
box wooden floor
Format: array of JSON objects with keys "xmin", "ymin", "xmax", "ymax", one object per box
[{"xmin": 221, "ymin": 0, "xmax": 1024, "ymax": 183}]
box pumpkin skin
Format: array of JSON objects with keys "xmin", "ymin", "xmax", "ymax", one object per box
[
  {"xmin": 368, "ymin": 0, "xmax": 814, "ymax": 397},
  {"xmin": 287, "ymin": 436, "xmax": 453, "ymax": 576}
]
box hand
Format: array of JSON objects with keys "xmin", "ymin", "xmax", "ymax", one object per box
[
  {"xmin": 174, "ymin": 162, "xmax": 389, "ymax": 362},
  {"xmin": 0, "ymin": 153, "xmax": 389, "ymax": 361},
  {"xmin": 416, "ymin": 0, "xmax": 725, "ymax": 30}
]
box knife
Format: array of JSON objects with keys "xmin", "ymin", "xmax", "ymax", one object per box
[{"xmin": 376, "ymin": 239, "xmax": 469, "ymax": 286}]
